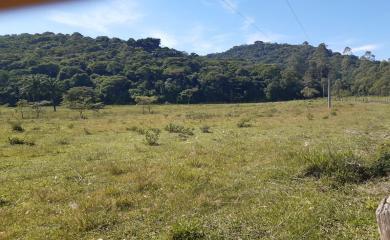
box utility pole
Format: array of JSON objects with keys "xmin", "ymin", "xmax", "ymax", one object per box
[{"xmin": 327, "ymin": 77, "xmax": 332, "ymax": 109}]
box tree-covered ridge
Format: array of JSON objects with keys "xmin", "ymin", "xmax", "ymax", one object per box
[{"xmin": 0, "ymin": 32, "xmax": 389, "ymax": 107}]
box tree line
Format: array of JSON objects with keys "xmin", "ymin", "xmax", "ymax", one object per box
[{"xmin": 0, "ymin": 32, "xmax": 389, "ymax": 108}]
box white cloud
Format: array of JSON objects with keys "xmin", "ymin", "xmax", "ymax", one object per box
[
  {"xmin": 48, "ymin": 0, "xmax": 142, "ymax": 34},
  {"xmin": 149, "ymin": 31, "xmax": 178, "ymax": 48},
  {"xmin": 183, "ymin": 25, "xmax": 233, "ymax": 54},
  {"xmin": 352, "ymin": 44, "xmax": 379, "ymax": 53}
]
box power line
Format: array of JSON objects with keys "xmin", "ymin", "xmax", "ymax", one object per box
[
  {"xmin": 285, "ymin": 0, "xmax": 310, "ymax": 41},
  {"xmin": 219, "ymin": 0, "xmax": 270, "ymax": 40}
]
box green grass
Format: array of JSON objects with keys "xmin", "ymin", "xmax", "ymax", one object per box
[{"xmin": 0, "ymin": 99, "xmax": 389, "ymax": 239}]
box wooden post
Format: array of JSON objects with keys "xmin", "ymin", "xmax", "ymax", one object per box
[
  {"xmin": 327, "ymin": 77, "xmax": 331, "ymax": 109},
  {"xmin": 377, "ymin": 196, "xmax": 390, "ymax": 240}
]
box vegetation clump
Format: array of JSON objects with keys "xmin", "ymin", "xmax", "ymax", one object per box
[
  {"xmin": 165, "ymin": 123, "xmax": 194, "ymax": 136},
  {"xmin": 8, "ymin": 136, "xmax": 35, "ymax": 146},
  {"xmin": 199, "ymin": 125, "xmax": 212, "ymax": 133},
  {"xmin": 237, "ymin": 118, "xmax": 251, "ymax": 128},
  {"xmin": 9, "ymin": 121, "xmax": 24, "ymax": 132},
  {"xmin": 144, "ymin": 128, "xmax": 161, "ymax": 146},
  {"xmin": 301, "ymin": 144, "xmax": 390, "ymax": 185},
  {"xmin": 170, "ymin": 222, "xmax": 205, "ymax": 240}
]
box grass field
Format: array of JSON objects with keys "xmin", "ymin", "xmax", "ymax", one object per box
[{"xmin": 0, "ymin": 100, "xmax": 389, "ymax": 239}]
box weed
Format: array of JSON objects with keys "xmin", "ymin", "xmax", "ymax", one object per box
[
  {"xmin": 8, "ymin": 136, "xmax": 35, "ymax": 146},
  {"xmin": 9, "ymin": 121, "xmax": 24, "ymax": 132},
  {"xmin": 83, "ymin": 128, "xmax": 92, "ymax": 135},
  {"xmin": 237, "ymin": 118, "xmax": 251, "ymax": 128},
  {"xmin": 306, "ymin": 112, "xmax": 314, "ymax": 120},
  {"xmin": 170, "ymin": 221, "xmax": 205, "ymax": 240},
  {"xmin": 199, "ymin": 125, "xmax": 212, "ymax": 133},
  {"xmin": 165, "ymin": 123, "xmax": 194, "ymax": 135},
  {"xmin": 145, "ymin": 128, "xmax": 161, "ymax": 146},
  {"xmin": 127, "ymin": 126, "xmax": 146, "ymax": 135}
]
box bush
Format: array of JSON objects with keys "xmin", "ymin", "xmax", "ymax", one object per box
[
  {"xmin": 8, "ymin": 136, "xmax": 35, "ymax": 146},
  {"xmin": 170, "ymin": 222, "xmax": 205, "ymax": 240},
  {"xmin": 306, "ymin": 112, "xmax": 314, "ymax": 120},
  {"xmin": 145, "ymin": 128, "xmax": 161, "ymax": 146},
  {"xmin": 9, "ymin": 121, "xmax": 24, "ymax": 132},
  {"xmin": 199, "ymin": 125, "xmax": 211, "ymax": 133},
  {"xmin": 301, "ymin": 144, "xmax": 390, "ymax": 185},
  {"xmin": 127, "ymin": 126, "xmax": 146, "ymax": 135},
  {"xmin": 165, "ymin": 123, "xmax": 194, "ymax": 136},
  {"xmin": 237, "ymin": 118, "xmax": 251, "ymax": 128},
  {"xmin": 370, "ymin": 142, "xmax": 390, "ymax": 177}
]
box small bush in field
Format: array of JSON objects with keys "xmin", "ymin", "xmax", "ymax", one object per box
[
  {"xmin": 127, "ymin": 126, "xmax": 146, "ymax": 135},
  {"xmin": 145, "ymin": 128, "xmax": 161, "ymax": 146},
  {"xmin": 170, "ymin": 221, "xmax": 205, "ymax": 240},
  {"xmin": 199, "ymin": 125, "xmax": 212, "ymax": 133},
  {"xmin": 83, "ymin": 128, "xmax": 92, "ymax": 135},
  {"xmin": 237, "ymin": 118, "xmax": 251, "ymax": 128},
  {"xmin": 8, "ymin": 136, "xmax": 34, "ymax": 146},
  {"xmin": 301, "ymin": 143, "xmax": 390, "ymax": 186},
  {"xmin": 9, "ymin": 121, "xmax": 24, "ymax": 132},
  {"xmin": 165, "ymin": 123, "xmax": 194, "ymax": 136},
  {"xmin": 306, "ymin": 112, "xmax": 314, "ymax": 120},
  {"xmin": 330, "ymin": 110, "xmax": 337, "ymax": 116}
]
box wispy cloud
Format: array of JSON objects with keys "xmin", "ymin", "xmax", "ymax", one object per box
[
  {"xmin": 48, "ymin": 0, "xmax": 142, "ymax": 34},
  {"xmin": 352, "ymin": 44, "xmax": 379, "ymax": 52},
  {"xmin": 219, "ymin": 0, "xmax": 238, "ymax": 13},
  {"xmin": 149, "ymin": 30, "xmax": 178, "ymax": 48}
]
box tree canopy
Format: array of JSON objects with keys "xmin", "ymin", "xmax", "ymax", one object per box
[{"xmin": 0, "ymin": 33, "xmax": 388, "ymax": 107}]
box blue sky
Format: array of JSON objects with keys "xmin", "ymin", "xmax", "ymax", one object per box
[{"xmin": 0, "ymin": 0, "xmax": 389, "ymax": 59}]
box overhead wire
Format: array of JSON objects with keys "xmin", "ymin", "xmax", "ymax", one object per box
[
  {"xmin": 284, "ymin": 0, "xmax": 310, "ymax": 41},
  {"xmin": 219, "ymin": 0, "xmax": 270, "ymax": 40}
]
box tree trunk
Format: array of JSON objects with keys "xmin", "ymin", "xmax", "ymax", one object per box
[{"xmin": 377, "ymin": 196, "xmax": 390, "ymax": 240}]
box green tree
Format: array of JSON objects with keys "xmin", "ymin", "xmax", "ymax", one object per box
[{"xmin": 63, "ymin": 87, "xmax": 98, "ymax": 118}]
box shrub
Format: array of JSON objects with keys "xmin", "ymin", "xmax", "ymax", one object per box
[
  {"xmin": 301, "ymin": 143, "xmax": 390, "ymax": 185},
  {"xmin": 237, "ymin": 118, "xmax": 251, "ymax": 128},
  {"xmin": 199, "ymin": 125, "xmax": 211, "ymax": 133},
  {"xmin": 9, "ymin": 121, "xmax": 24, "ymax": 132},
  {"xmin": 170, "ymin": 222, "xmax": 205, "ymax": 240},
  {"xmin": 8, "ymin": 136, "xmax": 35, "ymax": 146},
  {"xmin": 145, "ymin": 128, "xmax": 161, "ymax": 146},
  {"xmin": 165, "ymin": 123, "xmax": 194, "ymax": 136},
  {"xmin": 84, "ymin": 128, "xmax": 92, "ymax": 135},
  {"xmin": 127, "ymin": 126, "xmax": 146, "ymax": 135},
  {"xmin": 370, "ymin": 142, "xmax": 390, "ymax": 177},
  {"xmin": 306, "ymin": 112, "xmax": 314, "ymax": 120},
  {"xmin": 300, "ymin": 150, "xmax": 371, "ymax": 184},
  {"xmin": 0, "ymin": 197, "xmax": 10, "ymax": 207},
  {"xmin": 185, "ymin": 112, "xmax": 214, "ymax": 120}
]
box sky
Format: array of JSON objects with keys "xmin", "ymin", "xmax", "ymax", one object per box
[{"xmin": 0, "ymin": 0, "xmax": 389, "ymax": 59}]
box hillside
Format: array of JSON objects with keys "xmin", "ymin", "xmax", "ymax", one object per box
[{"xmin": 0, "ymin": 33, "xmax": 389, "ymax": 107}]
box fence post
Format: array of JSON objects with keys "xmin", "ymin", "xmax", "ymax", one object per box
[{"xmin": 377, "ymin": 196, "xmax": 390, "ymax": 240}]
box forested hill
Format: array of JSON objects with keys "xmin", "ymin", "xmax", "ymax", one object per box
[
  {"xmin": 0, "ymin": 32, "xmax": 389, "ymax": 107},
  {"xmin": 208, "ymin": 41, "xmax": 318, "ymax": 64}
]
